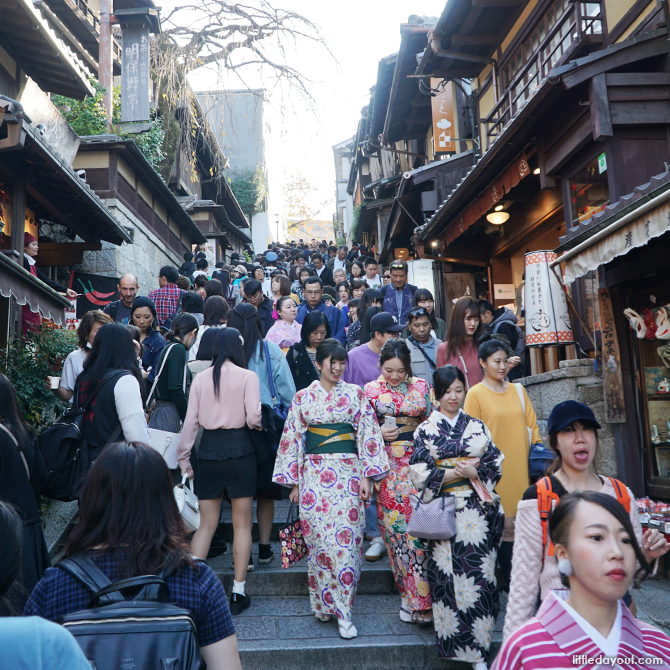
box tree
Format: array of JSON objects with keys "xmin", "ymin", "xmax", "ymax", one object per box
[
  {"xmin": 283, "ymin": 169, "xmax": 334, "ymax": 241},
  {"xmin": 151, "ymin": 0, "xmax": 329, "ymax": 186}
]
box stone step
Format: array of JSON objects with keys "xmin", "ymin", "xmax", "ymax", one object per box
[
  {"xmin": 209, "ymin": 541, "xmax": 397, "ymax": 596},
  {"xmin": 218, "ymin": 498, "xmax": 298, "ymax": 542},
  {"xmin": 234, "ymin": 594, "xmax": 503, "ymax": 670}
]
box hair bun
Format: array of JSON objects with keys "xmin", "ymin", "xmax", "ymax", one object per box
[{"xmin": 478, "ymin": 332, "xmax": 494, "ymax": 344}]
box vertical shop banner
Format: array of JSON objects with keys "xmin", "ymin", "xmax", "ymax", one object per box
[
  {"xmin": 70, "ymin": 271, "xmax": 119, "ymax": 318},
  {"xmin": 598, "ymin": 287, "xmax": 626, "ymax": 423},
  {"xmin": 430, "ymin": 79, "xmax": 456, "ymax": 153},
  {"xmin": 524, "ymin": 251, "xmax": 574, "ymax": 346}
]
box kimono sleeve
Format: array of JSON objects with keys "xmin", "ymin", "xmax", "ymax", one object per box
[
  {"xmin": 353, "ymin": 388, "xmax": 388, "ymax": 479},
  {"xmin": 409, "ymin": 424, "xmax": 444, "ymax": 502},
  {"xmin": 272, "ymin": 390, "xmax": 307, "ymax": 487}
]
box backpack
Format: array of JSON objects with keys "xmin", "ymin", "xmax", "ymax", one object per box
[
  {"xmin": 37, "ymin": 370, "xmax": 127, "ymax": 502},
  {"xmin": 57, "ymin": 553, "xmax": 204, "ymax": 670},
  {"xmin": 537, "ymin": 476, "xmax": 631, "ymax": 559},
  {"xmin": 162, "ymin": 290, "xmax": 185, "ymax": 330}
]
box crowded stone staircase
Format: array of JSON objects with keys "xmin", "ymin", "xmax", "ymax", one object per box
[{"xmin": 211, "ymin": 499, "xmax": 505, "ymax": 670}]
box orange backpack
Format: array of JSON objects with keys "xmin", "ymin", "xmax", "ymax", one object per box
[{"xmin": 537, "ymin": 476, "xmax": 631, "ymax": 557}]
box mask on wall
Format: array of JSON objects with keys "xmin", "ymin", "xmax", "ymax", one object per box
[
  {"xmin": 655, "ymin": 306, "xmax": 670, "ymax": 340},
  {"xmin": 643, "ymin": 308, "xmax": 657, "ymax": 340},
  {"xmin": 624, "ymin": 308, "xmax": 646, "ymax": 339}
]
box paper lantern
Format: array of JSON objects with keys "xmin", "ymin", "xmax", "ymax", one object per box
[{"xmin": 524, "ymin": 251, "xmax": 574, "ymax": 347}]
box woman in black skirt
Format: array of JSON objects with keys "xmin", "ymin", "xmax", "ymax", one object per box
[
  {"xmin": 177, "ymin": 328, "xmax": 262, "ymax": 615},
  {"xmin": 0, "ymin": 374, "xmax": 50, "ymax": 613}
]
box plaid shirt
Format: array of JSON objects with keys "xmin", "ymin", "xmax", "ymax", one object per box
[
  {"xmin": 147, "ymin": 283, "xmax": 182, "ymax": 325},
  {"xmin": 24, "ymin": 551, "xmax": 235, "ymax": 647}
]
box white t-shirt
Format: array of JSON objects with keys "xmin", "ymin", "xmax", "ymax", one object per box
[
  {"xmin": 60, "ymin": 348, "xmax": 87, "ymax": 398},
  {"xmin": 365, "ymin": 274, "xmax": 381, "ymax": 287},
  {"xmin": 333, "ymin": 258, "xmax": 346, "ymax": 269}
]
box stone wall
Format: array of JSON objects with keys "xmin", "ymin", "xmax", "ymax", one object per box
[
  {"xmin": 519, "ymin": 358, "xmax": 618, "ymax": 478},
  {"xmin": 78, "ymin": 198, "xmax": 183, "ymax": 293}
]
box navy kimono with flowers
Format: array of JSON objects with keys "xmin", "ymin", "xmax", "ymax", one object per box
[{"xmin": 409, "ymin": 409, "xmax": 504, "ymax": 663}]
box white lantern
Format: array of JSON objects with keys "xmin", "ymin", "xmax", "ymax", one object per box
[{"xmin": 524, "ymin": 251, "xmax": 574, "ymax": 347}]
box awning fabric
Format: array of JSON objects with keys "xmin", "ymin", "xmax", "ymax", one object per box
[
  {"xmin": 563, "ymin": 197, "xmax": 670, "ymax": 284},
  {"xmin": 0, "ymin": 253, "xmax": 69, "ymax": 324}
]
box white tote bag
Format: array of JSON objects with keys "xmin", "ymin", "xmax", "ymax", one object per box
[
  {"xmin": 146, "ymin": 343, "xmax": 187, "ymax": 469},
  {"xmin": 174, "ymin": 475, "xmax": 200, "ymax": 532}
]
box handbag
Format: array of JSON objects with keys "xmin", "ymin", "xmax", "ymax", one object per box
[
  {"xmin": 513, "ymin": 383, "xmax": 553, "ymax": 477},
  {"xmin": 173, "ymin": 475, "xmax": 200, "ymax": 532},
  {"xmin": 407, "ymin": 487, "xmax": 456, "ymax": 541},
  {"xmin": 263, "ymin": 341, "xmax": 289, "ymax": 446},
  {"xmin": 145, "ymin": 343, "xmax": 187, "ymax": 468},
  {"xmin": 279, "ymin": 502, "xmax": 308, "ymax": 568}
]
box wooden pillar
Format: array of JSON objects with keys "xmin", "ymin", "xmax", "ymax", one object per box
[
  {"xmin": 530, "ymin": 347, "xmax": 543, "ymax": 376},
  {"xmin": 565, "ymin": 344, "xmax": 577, "ymax": 360},
  {"xmin": 547, "ymin": 346, "xmax": 559, "ymax": 372},
  {"xmin": 10, "ymin": 179, "xmax": 26, "ymax": 258},
  {"xmin": 99, "ymin": 0, "xmax": 113, "ymax": 125}
]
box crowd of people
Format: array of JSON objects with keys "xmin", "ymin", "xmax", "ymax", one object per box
[{"xmin": 2, "ymin": 236, "xmax": 670, "ymax": 669}]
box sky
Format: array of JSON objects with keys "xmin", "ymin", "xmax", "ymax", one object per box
[{"xmin": 184, "ymin": 0, "xmax": 443, "ymax": 220}]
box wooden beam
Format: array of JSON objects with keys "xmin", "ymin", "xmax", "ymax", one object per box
[
  {"xmin": 451, "ymin": 33, "xmax": 498, "ymax": 46},
  {"xmin": 544, "ymin": 115, "xmax": 593, "ymax": 174},
  {"xmin": 471, "ymin": 0, "xmax": 523, "ymax": 6},
  {"xmin": 26, "ymin": 184, "xmax": 94, "ymax": 243},
  {"xmin": 561, "ymin": 36, "xmax": 668, "ymax": 89},
  {"xmin": 605, "ymin": 72, "xmax": 670, "ymax": 86},
  {"xmin": 610, "ymin": 101, "xmax": 670, "ymax": 125},
  {"xmin": 35, "ymin": 242, "xmax": 102, "ymax": 267},
  {"xmin": 11, "ymin": 179, "xmax": 26, "ymax": 255},
  {"xmin": 589, "ymin": 73, "xmax": 613, "ymax": 140}
]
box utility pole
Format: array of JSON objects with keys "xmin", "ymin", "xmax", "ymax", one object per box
[{"xmin": 99, "ymin": 0, "xmax": 113, "ymax": 126}]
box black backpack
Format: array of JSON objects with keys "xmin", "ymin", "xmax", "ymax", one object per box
[
  {"xmin": 37, "ymin": 370, "xmax": 126, "ymax": 502},
  {"xmin": 57, "ymin": 553, "xmax": 204, "ymax": 670}
]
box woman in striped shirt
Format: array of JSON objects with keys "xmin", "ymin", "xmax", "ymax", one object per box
[{"xmin": 492, "ymin": 491, "xmax": 670, "ymax": 670}]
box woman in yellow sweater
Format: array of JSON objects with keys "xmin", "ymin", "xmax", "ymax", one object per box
[{"xmin": 463, "ymin": 334, "xmax": 540, "ymax": 590}]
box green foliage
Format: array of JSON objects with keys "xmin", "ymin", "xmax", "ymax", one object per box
[
  {"xmin": 350, "ymin": 203, "xmax": 363, "ymax": 243},
  {"xmin": 336, "ymin": 237, "xmax": 346, "ymax": 246},
  {"xmin": 228, "ymin": 166, "xmax": 267, "ymax": 220},
  {"xmin": 54, "ymin": 82, "xmax": 166, "ymax": 179},
  {"xmin": 1, "ymin": 327, "xmax": 77, "ymax": 434},
  {"xmin": 52, "ymin": 82, "xmax": 108, "ymax": 136}
]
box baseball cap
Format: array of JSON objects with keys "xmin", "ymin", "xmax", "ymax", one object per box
[
  {"xmin": 547, "ymin": 400, "xmax": 601, "ymax": 434},
  {"xmin": 370, "ymin": 312, "xmax": 404, "ymax": 333}
]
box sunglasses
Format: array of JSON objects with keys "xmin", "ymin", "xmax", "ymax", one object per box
[{"xmin": 408, "ymin": 307, "xmax": 429, "ymax": 318}]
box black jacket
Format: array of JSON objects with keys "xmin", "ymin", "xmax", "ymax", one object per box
[
  {"xmin": 257, "ymin": 295, "xmax": 275, "ymax": 336},
  {"xmin": 179, "ymin": 261, "xmax": 196, "ymax": 279},
  {"xmin": 22, "ymin": 257, "xmax": 67, "ymax": 293},
  {"xmin": 313, "ymin": 265, "xmax": 334, "ymax": 287},
  {"xmin": 287, "ymin": 342, "xmax": 319, "ymax": 392}
]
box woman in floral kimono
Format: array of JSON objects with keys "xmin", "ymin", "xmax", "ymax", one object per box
[
  {"xmin": 410, "ymin": 365, "xmax": 504, "ymax": 670},
  {"xmin": 363, "ymin": 339, "xmax": 436, "ymax": 624},
  {"xmin": 273, "ymin": 338, "xmax": 389, "ymax": 640}
]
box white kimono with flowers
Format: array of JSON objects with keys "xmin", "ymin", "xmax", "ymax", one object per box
[
  {"xmin": 409, "ymin": 409, "xmax": 504, "ymax": 662},
  {"xmin": 273, "ymin": 380, "xmax": 388, "ymax": 620}
]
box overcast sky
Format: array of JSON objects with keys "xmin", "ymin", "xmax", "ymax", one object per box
[{"xmin": 185, "ymin": 0, "xmax": 442, "ymax": 219}]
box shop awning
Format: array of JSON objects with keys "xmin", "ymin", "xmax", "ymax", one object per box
[
  {"xmin": 0, "ymin": 252, "xmax": 69, "ymax": 324},
  {"xmin": 553, "ymin": 170, "xmax": 670, "ymax": 283}
]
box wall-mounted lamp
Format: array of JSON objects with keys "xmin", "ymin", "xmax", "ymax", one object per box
[
  {"xmin": 494, "ymin": 204, "xmax": 504, "ymax": 211},
  {"xmin": 431, "ymin": 240, "xmax": 438, "ymax": 248},
  {"xmin": 533, "ymin": 167, "xmax": 541, "ymax": 175},
  {"xmin": 486, "ymin": 211, "xmax": 510, "ymax": 225}
]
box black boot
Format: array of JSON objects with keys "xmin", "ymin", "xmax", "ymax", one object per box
[
  {"xmin": 258, "ymin": 543, "xmax": 275, "ymax": 565},
  {"xmin": 497, "ymin": 541, "xmax": 514, "ymax": 593},
  {"xmin": 206, "ymin": 524, "xmax": 228, "ymax": 559}
]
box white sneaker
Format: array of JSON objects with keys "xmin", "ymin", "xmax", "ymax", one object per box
[
  {"xmin": 338, "ymin": 619, "xmax": 358, "ymax": 639},
  {"xmin": 364, "ymin": 536, "xmax": 386, "ymax": 562}
]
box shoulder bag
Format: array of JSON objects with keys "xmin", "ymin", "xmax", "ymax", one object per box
[
  {"xmin": 411, "ymin": 339, "xmax": 437, "ymax": 372},
  {"xmin": 407, "ymin": 486, "xmax": 456, "ymax": 541},
  {"xmin": 0, "ymin": 423, "xmax": 30, "ymax": 478},
  {"xmin": 514, "ymin": 383, "xmax": 553, "ymax": 477},
  {"xmin": 174, "ymin": 475, "xmax": 200, "ymax": 532},
  {"xmin": 145, "ymin": 343, "xmax": 186, "ymax": 469},
  {"xmin": 457, "ymin": 349, "xmax": 470, "ymax": 392}
]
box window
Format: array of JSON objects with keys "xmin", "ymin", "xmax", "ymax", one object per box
[{"xmin": 569, "ymin": 155, "xmax": 610, "ymax": 226}]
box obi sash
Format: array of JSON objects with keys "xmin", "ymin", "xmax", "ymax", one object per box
[
  {"xmin": 306, "ymin": 423, "xmax": 357, "ymax": 455},
  {"xmin": 395, "ymin": 415, "xmax": 422, "ymax": 440},
  {"xmin": 435, "ymin": 457, "xmax": 493, "ymax": 502}
]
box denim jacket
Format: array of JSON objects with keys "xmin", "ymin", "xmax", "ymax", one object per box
[{"xmin": 248, "ymin": 340, "xmax": 296, "ymax": 407}]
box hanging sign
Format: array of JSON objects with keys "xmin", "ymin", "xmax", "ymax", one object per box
[
  {"xmin": 69, "ymin": 271, "xmax": 120, "ymax": 318},
  {"xmin": 431, "ymin": 79, "xmax": 456, "ymax": 153},
  {"xmin": 524, "ymin": 251, "xmax": 574, "ymax": 346},
  {"xmin": 598, "ymin": 287, "xmax": 626, "ymax": 423}
]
